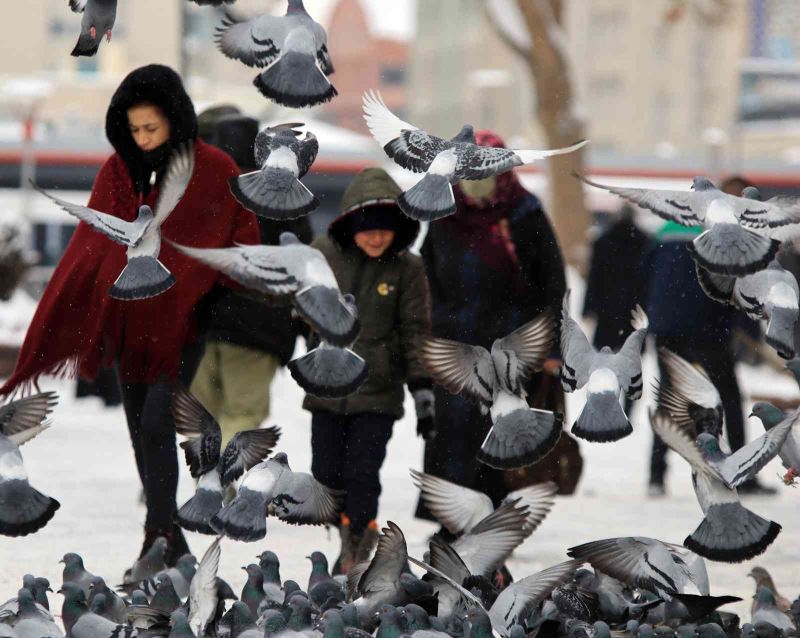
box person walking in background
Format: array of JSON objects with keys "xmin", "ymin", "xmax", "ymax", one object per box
[
  {"xmin": 190, "ymin": 110, "xmax": 312, "ymax": 444},
  {"xmin": 582, "ymin": 204, "xmax": 650, "ymax": 415},
  {"xmin": 416, "ymin": 129, "xmax": 577, "ymax": 521},
  {"xmin": 646, "ymin": 175, "xmax": 775, "ymax": 497},
  {"xmin": 302, "ymin": 167, "xmax": 433, "ymax": 576},
  {"xmin": 0, "ymin": 65, "xmax": 259, "ymax": 568}
]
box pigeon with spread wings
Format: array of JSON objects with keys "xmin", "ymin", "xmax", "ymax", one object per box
[
  {"xmin": 579, "ymin": 175, "xmax": 800, "ymax": 276},
  {"xmin": 34, "ymin": 144, "xmax": 194, "ymax": 300},
  {"xmin": 418, "ymin": 311, "xmax": 562, "ymax": 470},
  {"xmin": 561, "ymin": 290, "xmax": 648, "ymax": 443},
  {"xmin": 215, "ymin": 0, "xmax": 335, "ymax": 107},
  {"xmin": 363, "ymin": 90, "xmax": 587, "ymax": 222}
]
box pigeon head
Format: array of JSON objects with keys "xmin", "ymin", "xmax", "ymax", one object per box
[
  {"xmin": 375, "ymin": 604, "xmax": 402, "ymax": 627},
  {"xmin": 306, "ymin": 551, "xmax": 328, "ymax": 571},
  {"xmin": 696, "ymin": 433, "xmax": 724, "ymax": 459},
  {"xmin": 152, "ymin": 536, "xmax": 169, "ymax": 553},
  {"xmin": 599, "ymin": 346, "xmax": 614, "ymax": 354},
  {"xmin": 639, "ymin": 625, "xmax": 655, "ymax": 638},
  {"xmin": 258, "ymin": 550, "xmax": 280, "ymax": 566},
  {"xmin": 279, "ymin": 232, "xmax": 300, "ymax": 246},
  {"xmin": 509, "ymin": 625, "xmax": 526, "ymax": 638},
  {"xmin": 691, "ymin": 177, "xmax": 715, "ymax": 191},
  {"xmin": 287, "ymin": 0, "xmax": 307, "ymax": 14},
  {"xmin": 283, "ymin": 579, "xmax": 301, "ymax": 597},
  {"xmin": 16, "ymin": 588, "xmax": 37, "ymax": 612},
  {"xmin": 58, "ymin": 582, "xmax": 87, "ymax": 603},
  {"xmin": 741, "ymin": 186, "xmax": 762, "ymax": 201},
  {"xmin": 138, "ymin": 204, "xmax": 155, "ymax": 220},
  {"xmin": 747, "ymin": 567, "xmax": 775, "ymax": 588},
  {"xmin": 755, "ymin": 586, "xmax": 777, "ymax": 606},
  {"xmin": 88, "ymin": 576, "xmax": 107, "ymax": 593},
  {"xmin": 401, "ymin": 605, "xmax": 430, "ymax": 631},
  {"xmin": 176, "ymin": 554, "xmax": 197, "ymax": 579},
  {"xmin": 34, "ymin": 576, "xmax": 52, "ymax": 594},
  {"xmin": 317, "ymin": 608, "xmax": 344, "ymax": 633},
  {"xmin": 89, "ymin": 593, "xmax": 106, "ymax": 614},
  {"xmin": 21, "ymin": 574, "xmax": 35, "ymax": 591},
  {"xmin": 452, "ymin": 124, "xmax": 476, "ymax": 144},
  {"xmin": 749, "ymin": 402, "xmax": 784, "ymax": 429},
  {"xmin": 242, "ymin": 564, "xmax": 263, "ymax": 583},
  {"xmin": 262, "ymin": 610, "xmax": 288, "ymax": 635},
  {"xmin": 170, "ymin": 610, "xmax": 191, "ymax": 630},
  {"xmin": 463, "ymin": 608, "xmax": 493, "ymax": 636},
  {"xmin": 130, "ymin": 590, "xmax": 148, "ymax": 605},
  {"xmin": 741, "ymin": 624, "xmax": 755, "ymax": 638},
  {"xmin": 594, "ymin": 622, "xmax": 612, "ymax": 638},
  {"xmin": 60, "ymin": 553, "xmax": 84, "ymax": 568},
  {"xmin": 272, "ymin": 452, "xmax": 290, "ymax": 465}
]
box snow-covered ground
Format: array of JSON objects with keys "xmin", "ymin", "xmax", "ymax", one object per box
[{"xmin": 0, "ymin": 355, "xmax": 799, "ymax": 620}]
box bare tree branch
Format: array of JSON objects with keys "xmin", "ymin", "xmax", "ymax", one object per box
[{"xmin": 483, "ymin": 0, "xmax": 531, "ymax": 59}]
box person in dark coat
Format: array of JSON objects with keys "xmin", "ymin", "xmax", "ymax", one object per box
[
  {"xmin": 190, "ymin": 112, "xmax": 312, "ymax": 443},
  {"xmin": 0, "ymin": 65, "xmax": 259, "ymax": 567},
  {"xmin": 416, "ymin": 129, "xmax": 576, "ymax": 520},
  {"xmin": 302, "ymin": 167, "xmax": 433, "ymax": 575}
]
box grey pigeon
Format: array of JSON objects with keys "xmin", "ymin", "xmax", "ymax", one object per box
[
  {"xmin": 61, "ymin": 554, "xmax": 96, "ymax": 598},
  {"xmin": 119, "ymin": 537, "xmax": 169, "ymax": 593},
  {"xmin": 573, "ymin": 570, "xmax": 663, "ymax": 623},
  {"xmin": 12, "ymin": 589, "xmax": 62, "ymax": 638},
  {"xmin": 172, "ymin": 387, "xmax": 281, "ymax": 535},
  {"xmin": 229, "ymin": 123, "xmax": 319, "ymax": 220},
  {"xmin": 696, "ymin": 260, "xmax": 799, "ymax": 359},
  {"xmin": 0, "ymin": 393, "xmax": 60, "ymax": 537},
  {"xmin": 68, "ymin": 0, "xmax": 117, "ymax": 57},
  {"xmin": 173, "ymin": 233, "xmax": 366, "ymax": 398},
  {"xmin": 240, "ymin": 565, "xmax": 265, "ymax": 618},
  {"xmin": 128, "ymin": 575, "xmax": 181, "ymax": 631},
  {"xmin": 750, "ymin": 402, "xmax": 800, "ymax": 486},
  {"xmin": 696, "ymin": 624, "xmax": 727, "ymax": 638},
  {"xmin": 752, "ymin": 588, "xmax": 795, "ymax": 632},
  {"xmin": 649, "ymin": 409, "xmax": 781, "ymax": 562},
  {"xmin": 59, "ymin": 583, "xmax": 136, "ymax": 638},
  {"xmin": 1, "ymin": 575, "xmax": 54, "ymax": 623},
  {"xmin": 35, "ymin": 144, "xmax": 194, "ymax": 300},
  {"xmin": 411, "ymin": 469, "xmax": 557, "ymax": 536},
  {"xmin": 188, "ymin": 537, "xmax": 221, "ymax": 638},
  {"xmin": 169, "ymin": 610, "xmax": 197, "ymax": 638},
  {"xmin": 306, "ymin": 553, "xmax": 343, "ymax": 608},
  {"xmin": 211, "ymin": 452, "xmax": 342, "ymax": 542},
  {"xmin": 579, "ymin": 175, "xmax": 800, "ymax": 276},
  {"xmin": 561, "ymin": 291, "xmax": 648, "ymax": 442},
  {"xmin": 87, "ymin": 578, "xmax": 127, "ymax": 624},
  {"xmin": 418, "ymin": 311, "xmax": 562, "ymax": 469},
  {"xmin": 215, "ymin": 0, "xmax": 336, "ymax": 107},
  {"xmin": 257, "ymin": 552, "xmax": 284, "ymax": 604},
  {"xmin": 315, "ymin": 609, "xmax": 370, "ymax": 638},
  {"xmin": 748, "ymin": 566, "xmax": 791, "ymax": 613},
  {"xmin": 139, "ymin": 555, "xmax": 197, "ymax": 600},
  {"xmin": 363, "ymin": 90, "xmax": 587, "ymax": 221},
  {"xmin": 568, "ymin": 536, "xmax": 710, "ymax": 600},
  {"xmin": 33, "ymin": 577, "xmax": 53, "ymax": 611}
]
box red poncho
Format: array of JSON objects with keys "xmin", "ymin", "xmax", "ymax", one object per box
[{"xmin": 1, "ymin": 140, "xmax": 259, "ymax": 395}]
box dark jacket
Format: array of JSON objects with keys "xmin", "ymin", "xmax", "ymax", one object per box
[
  {"xmin": 303, "ymin": 168, "xmax": 432, "ymax": 419},
  {"xmin": 583, "ymin": 217, "xmax": 650, "ymax": 349}
]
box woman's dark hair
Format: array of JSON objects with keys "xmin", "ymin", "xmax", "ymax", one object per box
[{"xmin": 106, "ymin": 64, "xmax": 198, "ymax": 194}]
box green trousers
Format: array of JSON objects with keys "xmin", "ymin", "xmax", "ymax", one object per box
[{"xmin": 190, "ymin": 341, "xmax": 280, "ymax": 445}]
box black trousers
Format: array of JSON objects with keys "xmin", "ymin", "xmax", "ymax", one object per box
[
  {"xmin": 119, "ymin": 343, "xmax": 203, "ymax": 530},
  {"xmin": 650, "ymin": 336, "xmax": 745, "ymax": 484},
  {"xmin": 310, "ymin": 411, "xmax": 394, "ymax": 533}
]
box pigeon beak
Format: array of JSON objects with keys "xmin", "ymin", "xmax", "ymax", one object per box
[
  {"xmin": 241, "ymin": 566, "xmax": 248, "ymax": 571},
  {"xmin": 56, "ymin": 588, "xmax": 63, "ymax": 595},
  {"xmin": 47, "ymin": 588, "xmax": 53, "ymax": 593},
  {"xmin": 58, "ymin": 559, "xmax": 65, "ymax": 564},
  {"xmin": 748, "ymin": 411, "xmax": 754, "ymax": 418}
]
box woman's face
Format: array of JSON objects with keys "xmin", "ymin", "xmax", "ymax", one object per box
[
  {"xmin": 354, "ymin": 229, "xmax": 395, "ymax": 258},
  {"xmin": 127, "ymin": 104, "xmax": 170, "ymax": 151}
]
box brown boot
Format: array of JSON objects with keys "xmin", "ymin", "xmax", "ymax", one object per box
[{"xmin": 333, "ymin": 514, "xmax": 357, "ymax": 576}]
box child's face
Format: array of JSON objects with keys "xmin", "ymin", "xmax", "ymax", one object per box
[{"xmin": 354, "ymin": 229, "xmax": 395, "ymax": 258}]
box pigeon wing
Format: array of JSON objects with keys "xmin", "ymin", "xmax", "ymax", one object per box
[
  {"xmin": 189, "ymin": 537, "xmax": 220, "ymax": 635},
  {"xmin": 0, "ymin": 392, "xmax": 58, "ymax": 439},
  {"xmin": 457, "ymin": 140, "xmax": 588, "ymax": 181},
  {"xmin": 428, "ymin": 536, "xmax": 472, "ymax": 584},
  {"xmin": 410, "ymin": 468, "xmax": 494, "ymax": 535},
  {"xmin": 215, "ymin": 12, "xmax": 283, "ymax": 69},
  {"xmin": 663, "ymin": 543, "xmax": 710, "ymax": 596},
  {"xmin": 270, "ymin": 472, "xmax": 342, "ymax": 526},
  {"xmin": 171, "ymin": 387, "xmax": 222, "ymax": 477},
  {"xmin": 502, "ymin": 481, "xmax": 558, "ymax": 535},
  {"xmin": 295, "ymin": 132, "xmax": 319, "ymax": 178},
  {"xmin": 578, "ymin": 176, "xmax": 702, "ymax": 226},
  {"xmin": 736, "ymin": 194, "xmax": 800, "ymax": 241},
  {"xmin": 417, "ymin": 337, "xmax": 494, "ymax": 408},
  {"xmin": 218, "ymin": 426, "xmax": 282, "ymax": 486},
  {"xmin": 613, "ymin": 306, "xmax": 648, "ymax": 400},
  {"xmin": 560, "ymin": 292, "xmax": 595, "ymax": 392},
  {"xmin": 493, "ymin": 311, "xmax": 556, "ymax": 379},
  {"xmin": 34, "ymin": 186, "xmax": 143, "ymax": 247},
  {"xmin": 717, "ymin": 408, "xmax": 800, "ymax": 487},
  {"xmin": 357, "ymin": 521, "xmax": 408, "ymax": 596},
  {"xmin": 648, "ymin": 409, "xmax": 721, "ymax": 480},
  {"xmin": 154, "ymin": 144, "xmax": 195, "ymax": 226},
  {"xmin": 694, "ymin": 263, "xmax": 736, "ymax": 305}
]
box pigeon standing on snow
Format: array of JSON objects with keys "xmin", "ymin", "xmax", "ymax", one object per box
[
  {"xmin": 68, "ymin": 0, "xmax": 117, "ymax": 57},
  {"xmin": 0, "ymin": 393, "xmax": 60, "ymax": 537},
  {"xmin": 649, "ymin": 409, "xmax": 783, "ymax": 562},
  {"xmin": 172, "ymin": 387, "xmax": 281, "ymax": 535},
  {"xmin": 579, "ymin": 175, "xmax": 800, "ymax": 276},
  {"xmin": 560, "ymin": 291, "xmax": 648, "ymax": 442},
  {"xmin": 61, "ymin": 554, "xmax": 96, "ymax": 598},
  {"xmin": 750, "ymin": 402, "xmax": 800, "ymax": 486},
  {"xmin": 10, "ymin": 589, "xmax": 62, "ymax": 638},
  {"xmin": 418, "ymin": 312, "xmax": 562, "ymax": 469},
  {"xmin": 172, "ymin": 233, "xmax": 366, "ymax": 398},
  {"xmin": 696, "ymin": 260, "xmax": 799, "ymax": 359},
  {"xmin": 34, "ymin": 144, "xmax": 194, "ymax": 300},
  {"xmin": 257, "ymin": 552, "xmax": 284, "ymax": 604},
  {"xmin": 215, "ymin": 0, "xmax": 336, "ymax": 107},
  {"xmin": 229, "ymin": 123, "xmax": 319, "ymax": 220},
  {"xmin": 363, "ymin": 91, "xmax": 587, "ymax": 221},
  {"xmin": 59, "ymin": 583, "xmax": 136, "ymax": 638},
  {"xmin": 752, "ymin": 587, "xmax": 796, "ymax": 632}
]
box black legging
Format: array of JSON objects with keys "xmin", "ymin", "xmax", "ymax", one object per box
[
  {"xmin": 650, "ymin": 336, "xmax": 745, "ymax": 484},
  {"xmin": 119, "ymin": 343, "xmax": 203, "ymax": 530}
]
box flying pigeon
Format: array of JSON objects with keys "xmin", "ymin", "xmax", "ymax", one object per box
[
  {"xmin": 649, "ymin": 409, "xmax": 782, "ymax": 562},
  {"xmin": 69, "ymin": 0, "xmax": 117, "ymax": 57},
  {"xmin": 0, "ymin": 393, "xmax": 60, "ymax": 537},
  {"xmin": 211, "ymin": 452, "xmax": 342, "ymax": 542},
  {"xmin": 560, "ymin": 291, "xmax": 648, "ymax": 442},
  {"xmin": 567, "ymin": 537, "xmax": 710, "ymax": 601},
  {"xmin": 229, "ymin": 123, "xmax": 319, "ymax": 220},
  {"xmin": 188, "ymin": 538, "xmax": 222, "ymax": 638},
  {"xmin": 578, "ymin": 175, "xmax": 800, "ymax": 276},
  {"xmin": 215, "ymin": 0, "xmax": 336, "ymax": 107},
  {"xmin": 34, "ymin": 144, "xmax": 194, "ymax": 300},
  {"xmin": 363, "ymin": 90, "xmax": 587, "ymax": 221},
  {"xmin": 172, "ymin": 387, "xmax": 281, "ymax": 535},
  {"xmin": 696, "ymin": 260, "xmax": 799, "ymax": 359},
  {"xmin": 750, "ymin": 401, "xmax": 800, "ymax": 486},
  {"xmin": 172, "ymin": 233, "xmax": 366, "ymax": 398},
  {"xmin": 411, "ymin": 469, "xmax": 557, "ymax": 535},
  {"xmin": 418, "ymin": 311, "xmax": 562, "ymax": 469}
]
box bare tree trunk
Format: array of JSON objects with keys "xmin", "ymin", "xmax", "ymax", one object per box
[{"xmin": 487, "ymin": 0, "xmax": 588, "ymax": 267}]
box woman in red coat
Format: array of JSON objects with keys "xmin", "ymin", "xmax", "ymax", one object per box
[{"xmin": 0, "ymin": 65, "xmax": 259, "ymax": 566}]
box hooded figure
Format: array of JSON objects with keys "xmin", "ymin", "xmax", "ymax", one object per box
[
  {"xmin": 1, "ymin": 65, "xmax": 259, "ymax": 568},
  {"xmin": 302, "ymin": 167, "xmax": 432, "ymax": 575}
]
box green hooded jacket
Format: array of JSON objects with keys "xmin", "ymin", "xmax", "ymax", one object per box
[{"xmin": 302, "ymin": 168, "xmax": 432, "ymax": 419}]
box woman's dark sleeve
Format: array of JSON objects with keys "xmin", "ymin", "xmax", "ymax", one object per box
[{"xmin": 582, "ymin": 238, "xmax": 604, "ymax": 318}]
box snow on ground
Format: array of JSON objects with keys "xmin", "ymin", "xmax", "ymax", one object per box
[{"xmin": 0, "ymin": 356, "xmax": 799, "ymax": 620}]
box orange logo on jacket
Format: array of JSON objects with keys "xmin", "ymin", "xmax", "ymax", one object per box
[{"xmin": 377, "ymin": 282, "xmax": 394, "ymax": 296}]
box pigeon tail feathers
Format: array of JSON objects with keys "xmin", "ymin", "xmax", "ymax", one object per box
[
  {"xmin": 294, "ymin": 287, "xmax": 360, "ymax": 347},
  {"xmin": 109, "ymin": 256, "xmax": 175, "ymax": 301},
  {"xmin": 398, "ymin": 175, "xmax": 455, "ymax": 222},
  {"xmin": 477, "ymin": 408, "xmax": 563, "ymax": 469},
  {"xmin": 765, "ymin": 306, "xmax": 797, "ymax": 359},
  {"xmin": 689, "ymin": 225, "xmax": 779, "ymax": 276},
  {"xmin": 684, "ymin": 502, "xmax": 780, "ymax": 563},
  {"xmin": 288, "ymin": 346, "xmax": 367, "ymax": 398},
  {"xmin": 0, "ymin": 480, "xmax": 60, "ymax": 537},
  {"xmin": 177, "ymin": 488, "xmax": 224, "ymax": 536},
  {"xmin": 572, "ymin": 391, "xmax": 632, "ymax": 443},
  {"xmin": 229, "ymin": 171, "xmax": 318, "ymax": 220},
  {"xmin": 253, "ymin": 52, "xmax": 337, "ymax": 108},
  {"xmin": 211, "ymin": 486, "xmax": 268, "ymax": 542},
  {"xmin": 71, "ymin": 33, "xmax": 100, "ymax": 57}
]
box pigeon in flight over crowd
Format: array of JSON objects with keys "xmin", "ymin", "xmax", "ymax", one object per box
[
  {"xmin": 215, "ymin": 0, "xmax": 336, "ymax": 107},
  {"xmin": 363, "ymin": 90, "xmax": 587, "ymax": 221},
  {"xmin": 68, "ymin": 0, "xmax": 117, "ymax": 57},
  {"xmin": 750, "ymin": 401, "xmax": 800, "ymax": 486}
]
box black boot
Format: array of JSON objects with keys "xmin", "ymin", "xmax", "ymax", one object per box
[{"xmin": 164, "ymin": 523, "xmax": 191, "ymax": 567}]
